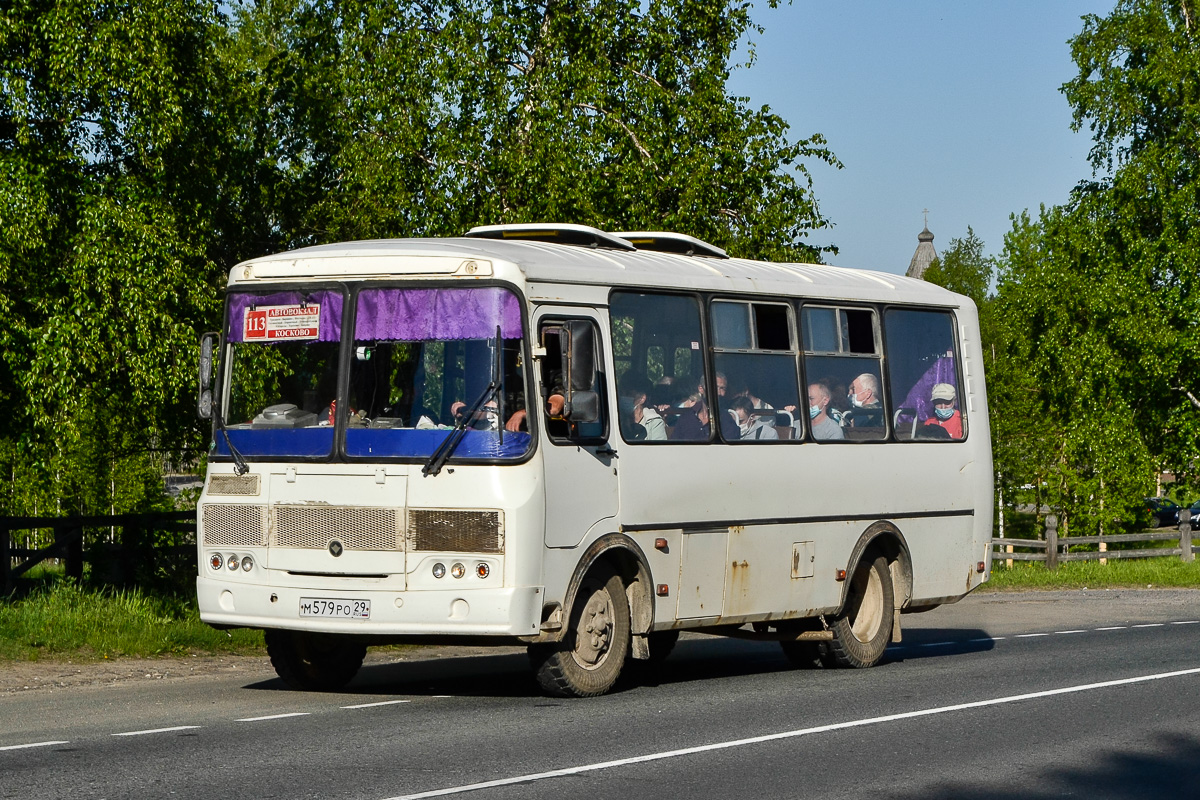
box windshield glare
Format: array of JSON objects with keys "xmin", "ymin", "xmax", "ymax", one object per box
[{"xmin": 215, "ymin": 286, "xmax": 530, "ymax": 462}]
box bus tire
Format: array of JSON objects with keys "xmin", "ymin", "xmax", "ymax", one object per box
[
  {"xmin": 265, "ymin": 629, "xmax": 366, "ymax": 692},
  {"xmin": 529, "ymin": 564, "xmax": 630, "ymax": 697},
  {"xmin": 823, "ymin": 554, "xmax": 893, "ymax": 669}
]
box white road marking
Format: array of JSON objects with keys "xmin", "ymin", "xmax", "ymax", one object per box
[
  {"xmin": 1096, "ymin": 626, "xmax": 1127, "ymax": 631},
  {"xmin": 0, "ymin": 741, "xmax": 68, "ymax": 752},
  {"xmin": 112, "ymin": 726, "xmax": 201, "ymax": 737},
  {"xmin": 382, "ymin": 666, "xmax": 1200, "ymax": 800},
  {"xmin": 919, "ymin": 642, "xmax": 954, "ymax": 648},
  {"xmin": 1173, "ymin": 620, "xmax": 1200, "ymax": 625},
  {"xmin": 969, "ymin": 637, "xmax": 1002, "ymax": 642},
  {"xmin": 1016, "ymin": 633, "xmax": 1049, "ymax": 638},
  {"xmin": 342, "ymin": 700, "xmax": 412, "ymax": 709},
  {"xmin": 1054, "ymin": 630, "xmax": 1086, "ymax": 635},
  {"xmin": 1133, "ymin": 623, "xmax": 1165, "ymax": 628},
  {"xmin": 236, "ymin": 712, "xmax": 311, "ymax": 722}
]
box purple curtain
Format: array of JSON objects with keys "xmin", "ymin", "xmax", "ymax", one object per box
[
  {"xmin": 226, "ymin": 290, "xmax": 344, "ymax": 343},
  {"xmin": 901, "ymin": 357, "xmax": 958, "ymax": 421},
  {"xmin": 354, "ymin": 287, "xmax": 523, "ymax": 341}
]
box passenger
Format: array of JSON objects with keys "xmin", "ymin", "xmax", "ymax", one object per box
[
  {"xmin": 844, "ymin": 373, "xmax": 884, "ymax": 428},
  {"xmin": 618, "ymin": 374, "xmax": 667, "ymax": 441},
  {"xmin": 685, "ymin": 373, "xmax": 738, "ymax": 439},
  {"xmin": 923, "ymin": 383, "xmax": 963, "ymax": 439},
  {"xmin": 807, "ymin": 382, "xmax": 845, "ymax": 441},
  {"xmin": 670, "ymin": 392, "xmax": 711, "ymax": 441},
  {"xmin": 731, "ymin": 379, "xmax": 776, "ymax": 427},
  {"xmin": 730, "ymin": 395, "xmax": 778, "ymax": 440}
]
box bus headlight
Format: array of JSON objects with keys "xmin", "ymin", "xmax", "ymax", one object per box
[
  {"xmin": 241, "ymin": 555, "xmax": 254, "ymax": 572},
  {"xmin": 432, "ymin": 562, "xmax": 446, "ymax": 579},
  {"xmin": 227, "ymin": 553, "xmax": 240, "ymax": 571},
  {"xmin": 475, "ymin": 562, "xmax": 490, "ymax": 579},
  {"xmin": 209, "ymin": 553, "xmax": 223, "ymax": 570},
  {"xmin": 451, "ymin": 562, "xmax": 466, "ymax": 579}
]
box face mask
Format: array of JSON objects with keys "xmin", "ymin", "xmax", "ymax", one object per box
[
  {"xmin": 849, "ymin": 392, "xmax": 864, "ymax": 408},
  {"xmin": 809, "ymin": 405, "xmax": 821, "ymax": 419},
  {"xmin": 934, "ymin": 406, "xmax": 955, "ymax": 420}
]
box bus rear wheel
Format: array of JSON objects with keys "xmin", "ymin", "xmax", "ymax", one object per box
[
  {"xmin": 530, "ymin": 564, "xmax": 630, "ymax": 697},
  {"xmin": 265, "ymin": 629, "xmax": 367, "ymax": 691},
  {"xmin": 822, "ymin": 554, "xmax": 893, "ymax": 669}
]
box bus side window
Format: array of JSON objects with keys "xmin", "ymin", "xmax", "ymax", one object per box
[
  {"xmin": 539, "ymin": 320, "xmax": 607, "ymax": 443},
  {"xmin": 711, "ymin": 299, "xmax": 800, "ymax": 443},
  {"xmin": 800, "ymin": 304, "xmax": 886, "ymax": 441},
  {"xmin": 610, "ymin": 291, "xmax": 709, "ymax": 443},
  {"xmin": 883, "ymin": 309, "xmax": 964, "ymax": 441}
]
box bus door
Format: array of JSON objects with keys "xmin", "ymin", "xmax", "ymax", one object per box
[{"xmin": 535, "ymin": 309, "xmax": 619, "ymax": 548}]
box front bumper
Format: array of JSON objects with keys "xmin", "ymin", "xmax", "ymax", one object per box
[{"xmin": 197, "ymin": 576, "xmax": 543, "ymax": 637}]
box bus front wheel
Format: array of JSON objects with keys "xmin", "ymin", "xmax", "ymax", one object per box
[
  {"xmin": 529, "ymin": 564, "xmax": 630, "ymax": 697},
  {"xmin": 265, "ymin": 629, "xmax": 367, "ymax": 691},
  {"xmin": 822, "ymin": 554, "xmax": 893, "ymax": 669}
]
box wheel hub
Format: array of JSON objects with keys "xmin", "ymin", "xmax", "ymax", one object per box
[{"xmin": 574, "ymin": 590, "xmax": 613, "ymax": 668}]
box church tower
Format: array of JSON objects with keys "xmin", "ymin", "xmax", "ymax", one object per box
[{"xmin": 906, "ymin": 214, "xmax": 937, "ymax": 280}]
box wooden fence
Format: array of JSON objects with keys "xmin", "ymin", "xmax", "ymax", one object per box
[
  {"xmin": 992, "ymin": 513, "xmax": 1198, "ymax": 569},
  {"xmin": 1, "ymin": 511, "xmax": 196, "ymax": 594}
]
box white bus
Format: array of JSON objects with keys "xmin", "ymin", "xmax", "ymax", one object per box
[{"xmin": 195, "ymin": 224, "xmax": 993, "ymax": 697}]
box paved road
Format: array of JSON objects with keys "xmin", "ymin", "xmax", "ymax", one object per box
[{"xmin": 3, "ymin": 589, "xmax": 1200, "ymax": 799}]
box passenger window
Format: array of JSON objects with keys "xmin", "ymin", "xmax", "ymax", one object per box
[
  {"xmin": 884, "ymin": 309, "xmax": 964, "ymax": 441},
  {"xmin": 610, "ymin": 292, "xmax": 709, "ymax": 443},
  {"xmin": 711, "ymin": 300, "xmax": 801, "ymax": 443},
  {"xmin": 801, "ymin": 305, "xmax": 885, "ymax": 441}
]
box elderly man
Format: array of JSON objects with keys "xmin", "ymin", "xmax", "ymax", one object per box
[
  {"xmin": 844, "ymin": 373, "xmax": 883, "ymax": 428},
  {"xmin": 807, "ymin": 382, "xmax": 844, "ymax": 440}
]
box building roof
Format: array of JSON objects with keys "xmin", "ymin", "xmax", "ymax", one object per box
[{"xmin": 906, "ymin": 225, "xmax": 938, "ymax": 281}]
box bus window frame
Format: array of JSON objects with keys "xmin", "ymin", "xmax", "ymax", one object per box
[
  {"xmin": 537, "ymin": 315, "xmax": 610, "ymax": 447},
  {"xmin": 707, "ymin": 296, "xmax": 802, "ymax": 444},
  {"xmin": 796, "ymin": 300, "xmax": 888, "ymax": 444},
  {"xmin": 608, "ymin": 288, "xmax": 715, "ymax": 445},
  {"xmin": 878, "ymin": 303, "xmax": 970, "ymax": 444}
]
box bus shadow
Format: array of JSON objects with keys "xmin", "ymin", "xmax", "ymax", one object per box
[
  {"xmin": 244, "ymin": 628, "xmax": 996, "ymax": 696},
  {"xmin": 882, "ymin": 627, "xmax": 997, "ymax": 663}
]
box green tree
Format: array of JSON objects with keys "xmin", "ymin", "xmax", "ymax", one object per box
[
  {"xmin": 0, "ymin": 0, "xmax": 842, "ymax": 516},
  {"xmin": 0, "ymin": 0, "xmax": 234, "ymax": 515},
  {"xmin": 227, "ymin": 0, "xmax": 841, "ymax": 261},
  {"xmin": 922, "ymin": 227, "xmax": 994, "ymax": 308},
  {"xmin": 988, "ymin": 0, "xmax": 1200, "ymax": 532}
]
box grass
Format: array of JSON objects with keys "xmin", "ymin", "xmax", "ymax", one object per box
[
  {"xmin": 982, "ymin": 557, "xmax": 1200, "ymax": 591},
  {"xmin": 0, "ymin": 580, "xmax": 264, "ymax": 662}
]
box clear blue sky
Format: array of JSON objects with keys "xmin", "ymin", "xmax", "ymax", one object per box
[{"xmin": 728, "ymin": 1, "xmax": 1113, "ymax": 275}]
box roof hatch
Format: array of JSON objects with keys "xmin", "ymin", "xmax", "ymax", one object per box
[
  {"xmin": 465, "ymin": 223, "xmax": 636, "ymax": 251},
  {"xmin": 613, "ymin": 231, "xmax": 729, "ymax": 259}
]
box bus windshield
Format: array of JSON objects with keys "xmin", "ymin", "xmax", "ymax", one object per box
[{"xmin": 216, "ymin": 285, "xmax": 530, "ymax": 462}]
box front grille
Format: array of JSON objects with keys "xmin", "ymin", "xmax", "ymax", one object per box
[
  {"xmin": 207, "ymin": 474, "xmax": 261, "ymax": 496},
  {"xmin": 408, "ymin": 509, "xmax": 503, "ymax": 553},
  {"xmin": 202, "ymin": 504, "xmax": 267, "ymax": 547},
  {"xmin": 272, "ymin": 506, "xmax": 403, "ymax": 551}
]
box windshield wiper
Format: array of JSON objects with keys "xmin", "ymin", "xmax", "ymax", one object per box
[
  {"xmin": 214, "ymin": 407, "xmax": 250, "ymax": 476},
  {"xmin": 424, "ymin": 327, "xmax": 503, "ymax": 478},
  {"xmin": 422, "ymin": 380, "xmax": 498, "ymax": 477}
]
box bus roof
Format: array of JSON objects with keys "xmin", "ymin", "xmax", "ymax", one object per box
[{"xmin": 231, "ymin": 235, "xmax": 967, "ymax": 308}]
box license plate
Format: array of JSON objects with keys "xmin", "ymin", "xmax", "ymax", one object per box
[{"xmin": 299, "ymin": 597, "xmax": 370, "ymax": 619}]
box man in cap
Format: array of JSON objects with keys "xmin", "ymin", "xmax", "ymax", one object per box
[{"xmin": 923, "ymin": 383, "xmax": 963, "ymax": 439}]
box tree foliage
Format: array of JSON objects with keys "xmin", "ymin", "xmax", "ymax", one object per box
[
  {"xmin": 988, "ymin": 0, "xmax": 1200, "ymax": 532},
  {"xmin": 922, "ymin": 226, "xmax": 994, "ymax": 308},
  {"xmin": 0, "ymin": 0, "xmax": 839, "ymax": 515}
]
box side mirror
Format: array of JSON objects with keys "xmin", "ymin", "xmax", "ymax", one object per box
[
  {"xmin": 562, "ymin": 320, "xmax": 599, "ymax": 424},
  {"xmin": 198, "ymin": 332, "xmax": 218, "ymax": 419}
]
